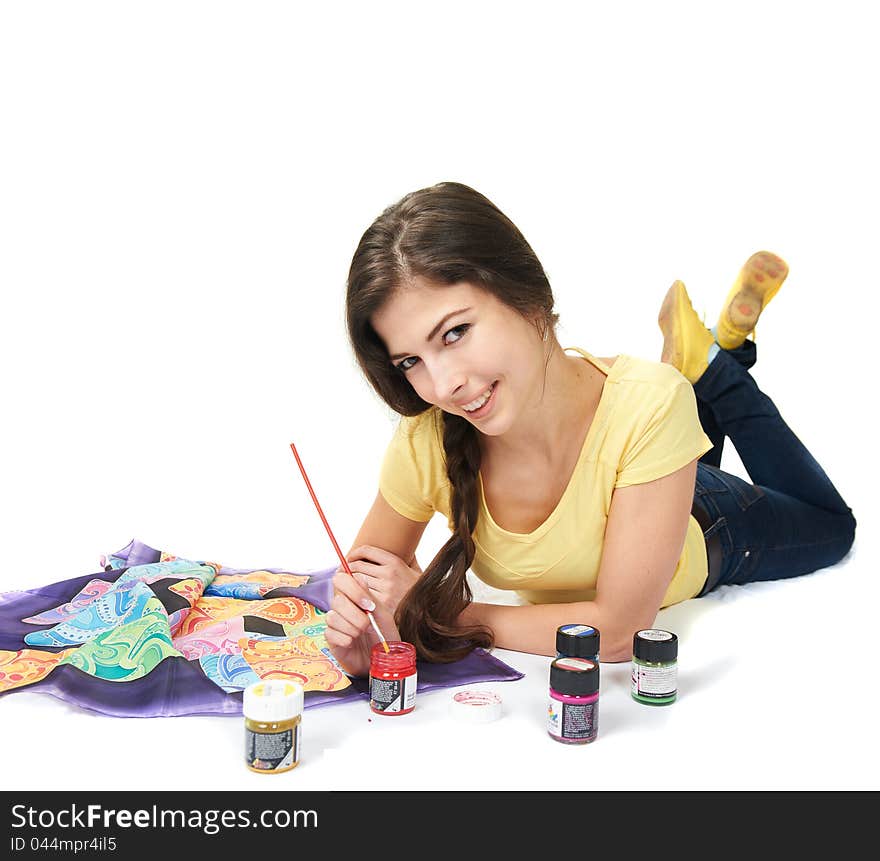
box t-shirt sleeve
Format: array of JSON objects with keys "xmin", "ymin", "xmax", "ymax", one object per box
[
  {"xmin": 615, "ymin": 374, "xmax": 713, "ymax": 488},
  {"xmin": 378, "ymin": 414, "xmax": 444, "ymax": 522}
]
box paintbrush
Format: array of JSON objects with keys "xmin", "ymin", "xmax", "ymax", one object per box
[{"xmin": 289, "ymin": 442, "xmax": 390, "ymax": 653}]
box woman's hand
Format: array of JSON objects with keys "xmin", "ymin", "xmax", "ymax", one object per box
[
  {"xmin": 344, "ymin": 545, "xmax": 421, "ymax": 617},
  {"xmin": 323, "ymin": 567, "xmax": 401, "ymax": 678}
]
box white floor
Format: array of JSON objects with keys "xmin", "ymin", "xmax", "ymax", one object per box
[
  {"xmin": 1, "ymin": 3, "xmax": 878, "ymax": 791},
  {"xmin": 0, "ymin": 528, "xmax": 873, "ymax": 792}
]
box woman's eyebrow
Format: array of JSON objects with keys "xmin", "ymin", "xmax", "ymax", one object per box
[{"xmin": 388, "ymin": 307, "xmax": 472, "ymax": 360}]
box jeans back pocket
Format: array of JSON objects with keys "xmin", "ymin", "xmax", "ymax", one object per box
[{"xmin": 696, "ymin": 463, "xmax": 764, "ymax": 512}]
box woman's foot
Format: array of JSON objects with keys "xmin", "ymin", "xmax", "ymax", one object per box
[
  {"xmin": 658, "ymin": 280, "xmax": 717, "ymax": 383},
  {"xmin": 714, "ymin": 251, "xmax": 789, "ymax": 349}
]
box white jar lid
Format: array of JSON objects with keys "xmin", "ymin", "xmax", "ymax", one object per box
[
  {"xmin": 244, "ymin": 680, "xmax": 304, "ymax": 722},
  {"xmin": 449, "ymin": 689, "xmax": 503, "ymax": 723}
]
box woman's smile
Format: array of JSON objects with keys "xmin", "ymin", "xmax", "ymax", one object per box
[{"xmin": 459, "ymin": 380, "xmax": 498, "ymax": 419}]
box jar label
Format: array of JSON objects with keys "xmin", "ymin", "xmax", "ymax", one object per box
[
  {"xmin": 553, "ymin": 657, "xmax": 596, "ymax": 672},
  {"xmin": 245, "ymin": 724, "xmax": 300, "ymax": 771},
  {"xmin": 547, "ymin": 698, "xmax": 598, "ymax": 741},
  {"xmin": 560, "ymin": 624, "xmax": 596, "ymax": 637},
  {"xmin": 370, "ymin": 670, "xmax": 417, "ymax": 713},
  {"xmin": 631, "ymin": 662, "xmax": 677, "ymax": 697},
  {"xmin": 637, "ymin": 629, "xmax": 673, "ymax": 641}
]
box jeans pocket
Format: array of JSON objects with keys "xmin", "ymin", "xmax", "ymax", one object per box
[
  {"xmin": 712, "ymin": 469, "xmax": 765, "ymax": 511},
  {"xmin": 703, "ymin": 516, "xmax": 726, "ymax": 540},
  {"xmin": 727, "ymin": 547, "xmax": 761, "ymax": 586}
]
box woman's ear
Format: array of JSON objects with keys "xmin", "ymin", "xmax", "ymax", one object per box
[{"xmin": 533, "ymin": 315, "xmax": 550, "ymax": 342}]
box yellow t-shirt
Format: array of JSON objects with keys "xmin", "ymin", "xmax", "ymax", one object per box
[{"xmin": 378, "ymin": 348, "xmax": 715, "ymax": 607}]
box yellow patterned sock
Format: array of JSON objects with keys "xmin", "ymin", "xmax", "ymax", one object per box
[{"xmin": 715, "ymin": 251, "xmax": 789, "ymax": 350}]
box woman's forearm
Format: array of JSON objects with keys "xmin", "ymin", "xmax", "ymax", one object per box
[{"xmin": 458, "ymin": 600, "xmax": 647, "ymax": 663}]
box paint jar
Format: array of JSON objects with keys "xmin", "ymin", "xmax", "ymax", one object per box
[
  {"xmin": 243, "ymin": 680, "xmax": 303, "ymax": 774},
  {"xmin": 369, "ymin": 640, "xmax": 417, "ymax": 715},
  {"xmin": 547, "ymin": 657, "xmax": 599, "ymax": 744},
  {"xmin": 631, "ymin": 629, "xmax": 678, "ymax": 705},
  {"xmin": 556, "ymin": 623, "xmax": 600, "ymax": 662}
]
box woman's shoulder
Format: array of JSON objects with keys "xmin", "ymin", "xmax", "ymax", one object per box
[
  {"xmin": 395, "ymin": 406, "xmax": 444, "ymax": 440},
  {"xmin": 567, "ymin": 348, "xmax": 683, "ymax": 390},
  {"xmin": 390, "ymin": 408, "xmax": 447, "ymax": 463},
  {"xmin": 611, "ymin": 353, "xmax": 689, "ymax": 392}
]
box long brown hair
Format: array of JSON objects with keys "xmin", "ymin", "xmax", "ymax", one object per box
[{"xmin": 346, "ymin": 181, "xmax": 558, "ymax": 662}]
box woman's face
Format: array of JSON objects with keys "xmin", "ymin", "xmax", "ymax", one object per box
[{"xmin": 371, "ymin": 279, "xmax": 546, "ymax": 436}]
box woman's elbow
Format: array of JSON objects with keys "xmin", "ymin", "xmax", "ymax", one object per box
[
  {"xmin": 600, "ymin": 640, "xmax": 633, "ymax": 663},
  {"xmin": 591, "ymin": 606, "xmax": 644, "ymax": 663}
]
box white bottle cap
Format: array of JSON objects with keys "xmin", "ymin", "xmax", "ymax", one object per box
[
  {"xmin": 449, "ymin": 689, "xmax": 503, "ymax": 723},
  {"xmin": 243, "ymin": 680, "xmax": 304, "ymax": 722}
]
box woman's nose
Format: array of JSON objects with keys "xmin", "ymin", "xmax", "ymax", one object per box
[{"xmin": 430, "ymin": 357, "xmax": 466, "ymax": 403}]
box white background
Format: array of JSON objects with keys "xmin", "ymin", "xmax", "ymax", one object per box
[{"xmin": 1, "ymin": 1, "xmax": 877, "ymax": 791}]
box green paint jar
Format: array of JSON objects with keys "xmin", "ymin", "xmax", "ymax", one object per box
[{"xmin": 631, "ymin": 629, "xmax": 677, "ymax": 705}]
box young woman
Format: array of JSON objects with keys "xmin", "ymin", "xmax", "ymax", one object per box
[{"xmin": 324, "ymin": 181, "xmax": 856, "ymax": 675}]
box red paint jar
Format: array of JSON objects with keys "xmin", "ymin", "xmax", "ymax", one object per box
[{"xmin": 369, "ymin": 641, "xmax": 417, "ymax": 715}]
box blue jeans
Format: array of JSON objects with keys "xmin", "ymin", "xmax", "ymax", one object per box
[{"xmin": 691, "ymin": 341, "xmax": 856, "ymax": 595}]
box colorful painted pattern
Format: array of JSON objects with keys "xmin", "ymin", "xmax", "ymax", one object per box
[
  {"xmin": 210, "ymin": 570, "xmax": 310, "ymax": 599},
  {"xmin": 0, "ymin": 539, "xmax": 526, "ymax": 718},
  {"xmin": 0, "ymin": 647, "xmax": 77, "ymax": 692},
  {"xmin": 0, "ymin": 544, "xmax": 350, "ymax": 697}
]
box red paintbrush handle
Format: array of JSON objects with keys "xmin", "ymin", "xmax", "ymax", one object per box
[{"xmin": 289, "ymin": 442, "xmax": 353, "ymax": 575}]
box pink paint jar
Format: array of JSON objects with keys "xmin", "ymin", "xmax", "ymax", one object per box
[
  {"xmin": 547, "ymin": 657, "xmax": 599, "ymax": 744},
  {"xmin": 369, "ymin": 641, "xmax": 417, "ymax": 715}
]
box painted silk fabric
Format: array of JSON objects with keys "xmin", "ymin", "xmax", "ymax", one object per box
[{"xmin": 0, "ymin": 539, "xmax": 523, "ymax": 717}]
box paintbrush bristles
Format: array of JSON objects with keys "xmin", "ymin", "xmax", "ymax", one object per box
[{"xmin": 369, "ymin": 614, "xmax": 391, "ymax": 652}]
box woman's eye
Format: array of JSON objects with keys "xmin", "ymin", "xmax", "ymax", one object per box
[
  {"xmin": 443, "ymin": 324, "xmax": 470, "ymax": 344},
  {"xmin": 395, "ymin": 325, "xmax": 469, "ymax": 372}
]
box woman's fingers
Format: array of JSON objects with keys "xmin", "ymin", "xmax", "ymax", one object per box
[
  {"xmin": 329, "ymin": 589, "xmax": 366, "ymax": 625},
  {"xmin": 346, "ymin": 559, "xmax": 393, "ymax": 592},
  {"xmin": 339, "ymin": 549, "xmax": 420, "ymax": 621},
  {"xmin": 333, "ymin": 569, "xmax": 376, "ymax": 611},
  {"xmin": 350, "ymin": 570, "xmax": 376, "ymax": 592},
  {"xmin": 346, "ymin": 544, "xmax": 400, "ymax": 566},
  {"xmin": 324, "ymin": 622, "xmax": 352, "ymax": 648},
  {"xmin": 347, "ymin": 557, "xmax": 408, "ymax": 587},
  {"xmin": 324, "ymin": 606, "xmax": 363, "ymax": 642}
]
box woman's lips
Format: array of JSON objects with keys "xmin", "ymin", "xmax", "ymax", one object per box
[{"xmin": 461, "ymin": 381, "xmax": 497, "ymax": 419}]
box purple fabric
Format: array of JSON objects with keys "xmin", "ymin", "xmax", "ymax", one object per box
[
  {"xmin": 0, "ymin": 570, "xmax": 122, "ymax": 651},
  {"xmin": 109, "ymin": 538, "xmax": 163, "ymax": 567},
  {"xmin": 9, "ymin": 648, "xmax": 523, "ymax": 718},
  {"xmin": 0, "ymin": 539, "xmax": 525, "ymax": 717}
]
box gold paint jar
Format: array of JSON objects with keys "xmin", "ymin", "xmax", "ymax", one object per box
[{"xmin": 243, "ymin": 680, "xmax": 304, "ymax": 774}]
